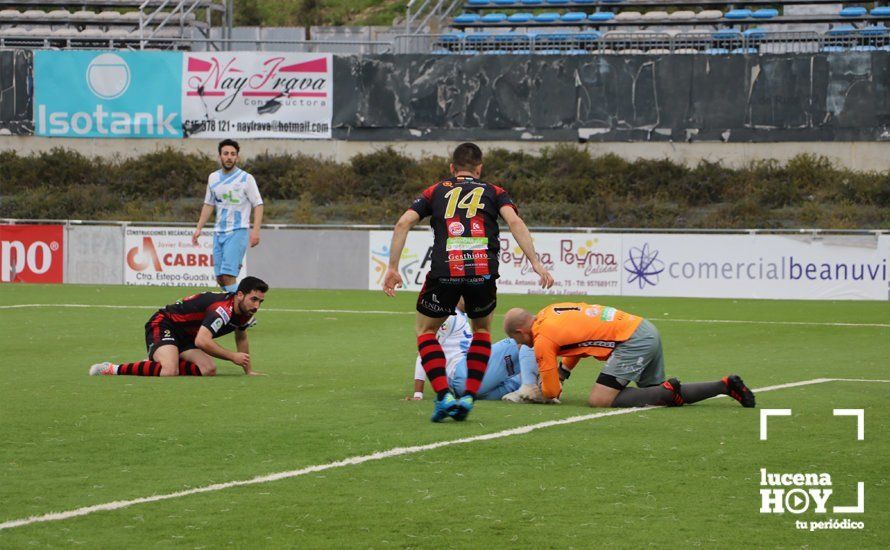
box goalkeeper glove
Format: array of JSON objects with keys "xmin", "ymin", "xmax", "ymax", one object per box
[{"xmin": 558, "ymin": 361, "xmax": 572, "ymax": 382}]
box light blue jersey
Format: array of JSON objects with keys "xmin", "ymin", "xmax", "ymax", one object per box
[
  {"xmin": 450, "ymin": 338, "xmax": 540, "ymax": 400},
  {"xmin": 203, "ymin": 168, "xmax": 263, "ymax": 233}
]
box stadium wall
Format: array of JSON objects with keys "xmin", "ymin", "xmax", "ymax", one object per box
[
  {"xmin": 3, "ymin": 223, "xmax": 888, "ymax": 300},
  {"xmin": 0, "ymin": 49, "xmax": 32, "ymax": 136}
]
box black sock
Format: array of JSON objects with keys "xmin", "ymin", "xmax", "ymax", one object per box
[
  {"xmin": 436, "ymin": 389, "xmax": 450, "ymax": 400},
  {"xmin": 679, "ymin": 381, "xmax": 727, "ymax": 404},
  {"xmin": 611, "ymin": 386, "xmax": 676, "ymax": 408}
]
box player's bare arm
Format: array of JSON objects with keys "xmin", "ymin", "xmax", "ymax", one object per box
[
  {"xmin": 250, "ymin": 204, "xmax": 264, "ymax": 247},
  {"xmin": 195, "ymin": 326, "xmax": 251, "ymax": 371},
  {"xmin": 193, "ymin": 204, "xmax": 214, "ymax": 245},
  {"xmin": 382, "ymin": 209, "xmax": 421, "ymax": 297},
  {"xmin": 499, "ymin": 206, "xmax": 555, "ymax": 289},
  {"xmin": 235, "ymin": 329, "xmax": 264, "ymax": 375}
]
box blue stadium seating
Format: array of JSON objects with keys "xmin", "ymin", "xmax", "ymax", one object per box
[
  {"xmin": 589, "ymin": 12, "xmax": 615, "ymax": 22},
  {"xmin": 508, "ymin": 13, "xmax": 533, "ymax": 23},
  {"xmin": 725, "ymin": 9, "xmax": 752, "ymax": 20},
  {"xmin": 561, "ymin": 12, "xmax": 587, "ymax": 23},
  {"xmin": 534, "ymin": 12, "xmax": 560, "ymax": 22},
  {"xmin": 871, "ymin": 7, "xmax": 890, "ymax": 16},
  {"xmin": 840, "ymin": 7, "xmax": 867, "ymax": 17},
  {"xmin": 752, "ymin": 9, "xmax": 778, "ymax": 19}
]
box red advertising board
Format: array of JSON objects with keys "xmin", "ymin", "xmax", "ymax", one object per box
[{"xmin": 0, "ymin": 225, "xmax": 64, "ymax": 283}]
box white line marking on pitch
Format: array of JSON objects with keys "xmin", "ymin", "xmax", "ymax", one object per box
[
  {"xmin": 2, "ymin": 303, "xmax": 888, "ymax": 328},
  {"xmin": 2, "ymin": 377, "xmax": 887, "ymax": 531}
]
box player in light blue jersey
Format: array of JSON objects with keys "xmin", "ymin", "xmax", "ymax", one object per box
[
  {"xmin": 450, "ymin": 338, "xmax": 553, "ymax": 401},
  {"xmin": 192, "ymin": 139, "xmax": 264, "ymax": 293}
]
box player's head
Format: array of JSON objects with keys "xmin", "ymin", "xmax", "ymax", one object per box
[
  {"xmin": 218, "ymin": 139, "xmax": 240, "ymax": 171},
  {"xmin": 503, "ymin": 308, "xmax": 535, "ymax": 347},
  {"xmin": 235, "ymin": 276, "xmax": 268, "ymax": 316},
  {"xmin": 450, "ymin": 142, "xmax": 483, "ymax": 177}
]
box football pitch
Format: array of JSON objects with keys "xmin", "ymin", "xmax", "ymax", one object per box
[{"xmin": 1, "ymin": 284, "xmax": 888, "ymax": 548}]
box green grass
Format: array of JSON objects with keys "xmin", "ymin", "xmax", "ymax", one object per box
[{"xmin": 0, "ymin": 285, "xmax": 888, "ymax": 547}]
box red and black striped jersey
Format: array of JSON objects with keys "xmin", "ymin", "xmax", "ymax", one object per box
[
  {"xmin": 409, "ymin": 176, "xmax": 516, "ymax": 279},
  {"xmin": 159, "ymin": 292, "xmax": 253, "ymax": 340}
]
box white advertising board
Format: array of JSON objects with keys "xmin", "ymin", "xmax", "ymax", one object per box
[{"xmin": 124, "ymin": 227, "xmax": 246, "ymax": 287}]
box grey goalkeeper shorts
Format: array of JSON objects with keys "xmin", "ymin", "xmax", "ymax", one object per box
[{"xmin": 601, "ymin": 319, "xmax": 666, "ymax": 387}]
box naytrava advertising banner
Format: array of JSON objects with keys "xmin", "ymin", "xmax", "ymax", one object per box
[
  {"xmin": 369, "ymin": 231, "xmax": 889, "ymax": 301},
  {"xmin": 182, "ymin": 52, "xmax": 332, "ymax": 139}
]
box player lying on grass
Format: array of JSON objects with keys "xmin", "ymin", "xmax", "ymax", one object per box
[
  {"xmin": 88, "ymin": 276, "xmax": 268, "ymax": 377},
  {"xmin": 407, "ymin": 302, "xmax": 556, "ymax": 405},
  {"xmin": 504, "ymin": 303, "xmax": 756, "ymax": 408}
]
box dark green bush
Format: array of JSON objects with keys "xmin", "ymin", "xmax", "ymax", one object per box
[{"xmin": 0, "ymin": 147, "xmax": 886, "ymax": 229}]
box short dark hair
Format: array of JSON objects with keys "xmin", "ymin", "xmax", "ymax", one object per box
[
  {"xmin": 218, "ymin": 139, "xmax": 240, "ymax": 154},
  {"xmin": 452, "ymin": 142, "xmax": 483, "ymax": 171},
  {"xmin": 237, "ymin": 276, "xmax": 268, "ymax": 295}
]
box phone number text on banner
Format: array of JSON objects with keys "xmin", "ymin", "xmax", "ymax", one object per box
[{"xmin": 182, "ymin": 52, "xmax": 332, "ymax": 139}]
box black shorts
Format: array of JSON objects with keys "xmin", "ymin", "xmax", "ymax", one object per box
[
  {"xmin": 144, "ymin": 312, "xmax": 196, "ymax": 360},
  {"xmin": 416, "ymin": 274, "xmax": 497, "ymax": 319}
]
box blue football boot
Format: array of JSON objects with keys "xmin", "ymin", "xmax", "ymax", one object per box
[
  {"xmin": 431, "ymin": 392, "xmax": 459, "ymax": 422},
  {"xmin": 451, "ymin": 395, "xmax": 475, "ymax": 422}
]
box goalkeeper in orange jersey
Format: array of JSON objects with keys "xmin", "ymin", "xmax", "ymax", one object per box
[{"xmin": 503, "ymin": 303, "xmax": 755, "ymax": 409}]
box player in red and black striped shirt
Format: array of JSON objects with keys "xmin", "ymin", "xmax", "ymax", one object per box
[
  {"xmin": 88, "ymin": 276, "xmax": 268, "ymax": 377},
  {"xmin": 383, "ymin": 143, "xmax": 554, "ymax": 422}
]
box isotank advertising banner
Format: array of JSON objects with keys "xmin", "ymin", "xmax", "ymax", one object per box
[{"xmin": 34, "ymin": 50, "xmax": 182, "ymax": 138}]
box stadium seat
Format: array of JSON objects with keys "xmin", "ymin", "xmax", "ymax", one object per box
[
  {"xmin": 545, "ymin": 0, "xmax": 570, "ymax": 5},
  {"xmin": 752, "ymin": 9, "xmax": 778, "ymax": 19},
  {"xmin": 483, "ymin": 49, "xmax": 511, "ymax": 54},
  {"xmin": 827, "ymin": 24, "xmax": 856, "ymax": 36},
  {"xmin": 588, "ymin": 12, "xmax": 615, "ymax": 22},
  {"xmin": 743, "ymin": 28, "xmax": 767, "ymax": 39},
  {"xmin": 566, "ymin": 48, "xmax": 589, "ymax": 55},
  {"xmin": 440, "ymin": 32, "xmax": 465, "ymax": 43},
  {"xmin": 507, "ymin": 13, "xmax": 533, "ymax": 23},
  {"xmin": 534, "ymin": 12, "xmax": 559, "ymax": 23},
  {"xmin": 881, "ymin": 45, "xmax": 890, "ymax": 51},
  {"xmin": 859, "ymin": 24, "xmax": 888, "ymax": 36},
  {"xmin": 850, "ymin": 45, "xmax": 877, "ymax": 51},
  {"xmin": 820, "ymin": 45, "xmax": 847, "ymax": 52},
  {"xmin": 713, "ymin": 29, "xmax": 742, "ymax": 40},
  {"xmin": 731, "ymin": 47, "xmax": 758, "ymax": 54},
  {"xmin": 535, "ymin": 32, "xmax": 571, "ymax": 42},
  {"xmin": 494, "ymin": 32, "xmax": 529, "ymax": 44},
  {"xmin": 561, "ymin": 12, "xmax": 587, "ymax": 23},
  {"xmin": 615, "ymin": 12, "xmax": 642, "ymax": 21},
  {"xmin": 0, "ymin": 9, "xmax": 19, "ymax": 17},
  {"xmin": 725, "ymin": 9, "xmax": 752, "ymax": 20},
  {"xmin": 696, "ymin": 10, "xmax": 723, "ymax": 20},
  {"xmin": 431, "ymin": 48, "xmax": 452, "ymax": 54},
  {"xmin": 643, "ymin": 11, "xmax": 668, "ymax": 20},
  {"xmin": 466, "ymin": 32, "xmax": 492, "ymax": 43},
  {"xmin": 493, "ymin": 0, "xmax": 517, "ymax": 5},
  {"xmin": 576, "ymin": 31, "xmax": 602, "ymax": 41},
  {"xmin": 454, "ymin": 14, "xmax": 479, "ymax": 24},
  {"xmin": 46, "ymin": 10, "xmax": 71, "ymax": 20},
  {"xmin": 574, "ymin": 0, "xmax": 596, "ymax": 4},
  {"xmin": 22, "ymin": 10, "xmax": 47, "ymax": 20},
  {"xmin": 520, "ymin": 0, "xmax": 543, "ymax": 5},
  {"xmin": 669, "ymin": 11, "xmax": 695, "ymax": 20},
  {"xmin": 839, "ymin": 7, "xmax": 867, "ymax": 17},
  {"xmin": 468, "ymin": 0, "xmax": 490, "ymax": 5},
  {"xmin": 481, "ymin": 13, "xmax": 507, "ymax": 23},
  {"xmin": 648, "ymin": 48, "xmax": 671, "ymax": 54},
  {"xmin": 71, "ymin": 11, "xmax": 95, "ymax": 21},
  {"xmin": 871, "ymin": 7, "xmax": 890, "ymax": 17},
  {"xmin": 704, "ymin": 47, "xmax": 730, "ymax": 54}
]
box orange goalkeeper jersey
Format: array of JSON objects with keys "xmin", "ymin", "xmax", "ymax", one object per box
[{"xmin": 532, "ymin": 303, "xmax": 644, "ymax": 398}]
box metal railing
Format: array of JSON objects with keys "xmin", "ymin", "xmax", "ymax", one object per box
[
  {"xmin": 405, "ymin": 0, "xmax": 463, "ymax": 34},
  {"xmin": 395, "ymin": 29, "xmax": 890, "ymax": 54}
]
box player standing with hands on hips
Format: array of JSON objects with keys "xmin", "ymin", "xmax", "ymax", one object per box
[
  {"xmin": 193, "ymin": 139, "xmax": 264, "ymax": 293},
  {"xmin": 383, "ymin": 143, "xmax": 554, "ymax": 422}
]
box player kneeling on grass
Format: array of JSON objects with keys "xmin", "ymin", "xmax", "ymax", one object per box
[
  {"xmin": 504, "ymin": 303, "xmax": 755, "ymax": 408},
  {"xmin": 408, "ymin": 313, "xmax": 557, "ymax": 404},
  {"xmin": 89, "ymin": 276, "xmax": 268, "ymax": 377}
]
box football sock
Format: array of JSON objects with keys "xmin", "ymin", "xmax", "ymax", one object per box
[
  {"xmin": 178, "ymin": 360, "xmax": 203, "ymax": 376},
  {"xmin": 611, "ymin": 385, "xmax": 676, "ymax": 407},
  {"xmin": 417, "ymin": 333, "xmax": 449, "ymax": 400},
  {"xmin": 679, "ymin": 380, "xmax": 727, "ymax": 404},
  {"xmin": 116, "ymin": 361, "xmax": 162, "ymax": 376},
  {"xmin": 464, "ymin": 332, "xmax": 492, "ymax": 398}
]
